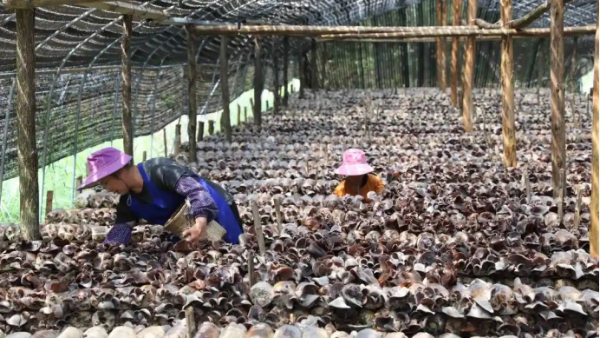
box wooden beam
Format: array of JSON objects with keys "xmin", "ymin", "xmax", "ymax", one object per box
[
  {"xmin": 461, "ymin": 0, "xmax": 476, "ymax": 132},
  {"xmin": 79, "ymin": 1, "xmax": 169, "ymax": 21},
  {"xmin": 550, "ymin": 0, "xmax": 565, "ymax": 196},
  {"xmin": 283, "ymin": 37, "xmax": 289, "ymax": 106},
  {"xmin": 450, "ymin": 0, "xmax": 462, "ymax": 107},
  {"xmin": 317, "ymin": 25, "xmax": 595, "ymax": 39},
  {"xmin": 15, "ymin": 8, "xmax": 41, "ymax": 241},
  {"xmin": 253, "ymin": 37, "xmax": 262, "ymax": 128},
  {"xmin": 436, "ymin": 0, "xmax": 445, "ymax": 91},
  {"xmin": 189, "ymin": 22, "xmax": 596, "ymax": 38},
  {"xmin": 501, "ymin": 0, "xmax": 516, "ymax": 167},
  {"xmin": 3, "ymin": 0, "xmax": 108, "ymax": 8},
  {"xmin": 121, "ymin": 14, "xmax": 133, "ymax": 158},
  {"xmin": 220, "ymin": 35, "xmax": 232, "ymax": 142},
  {"xmin": 186, "ymin": 26, "xmax": 197, "ymax": 161},
  {"xmin": 316, "ymin": 29, "xmax": 591, "ymax": 43},
  {"xmin": 591, "ymin": 20, "xmax": 599, "ymax": 259}
]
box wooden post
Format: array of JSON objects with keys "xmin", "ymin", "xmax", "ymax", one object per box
[
  {"xmin": 76, "ymin": 176, "xmax": 82, "ymax": 194},
  {"xmin": 461, "ymin": 0, "xmax": 476, "ymax": 132},
  {"xmin": 311, "ymin": 38, "xmax": 318, "ymax": 92},
  {"xmin": 283, "ymin": 37, "xmax": 289, "ymax": 106},
  {"xmin": 450, "ymin": 0, "xmax": 462, "ymax": 107},
  {"xmin": 591, "ymin": 21, "xmax": 599, "ymax": 259},
  {"xmin": 45, "ymin": 190, "xmax": 53, "ymax": 222},
  {"xmin": 220, "ymin": 35, "xmax": 232, "ymax": 142},
  {"xmin": 253, "ymin": 37, "xmax": 263, "ymax": 128},
  {"xmin": 244, "ymin": 106, "xmax": 248, "ymax": 122},
  {"xmin": 15, "ymin": 7, "xmax": 41, "ymax": 240},
  {"xmin": 163, "ymin": 128, "xmax": 167, "ymax": 156},
  {"xmin": 208, "ymin": 120, "xmax": 215, "ymax": 135},
  {"xmin": 174, "ymin": 124, "xmax": 181, "ymax": 155},
  {"xmin": 121, "ymin": 14, "xmax": 134, "ymax": 157},
  {"xmin": 251, "ymin": 201, "xmax": 265, "ymax": 256},
  {"xmin": 550, "ymin": 0, "xmax": 565, "ymax": 195},
  {"xmin": 298, "ymin": 52, "xmax": 305, "ymax": 99},
  {"xmin": 436, "ymin": 0, "xmax": 446, "ymax": 92},
  {"xmin": 274, "ymin": 197, "xmax": 282, "ymax": 237},
  {"xmin": 197, "ymin": 121, "xmax": 204, "ymax": 141},
  {"xmin": 501, "ymin": 0, "xmax": 517, "ymax": 167},
  {"xmin": 272, "ymin": 41, "xmax": 280, "ymax": 115},
  {"xmin": 142, "ymin": 151, "xmax": 147, "ymax": 161},
  {"xmin": 186, "ymin": 26, "xmax": 198, "ymax": 162},
  {"xmin": 237, "ymin": 104, "xmax": 241, "ymax": 125}
]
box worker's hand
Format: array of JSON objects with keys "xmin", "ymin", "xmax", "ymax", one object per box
[{"xmin": 182, "ymin": 217, "xmax": 208, "ymax": 245}]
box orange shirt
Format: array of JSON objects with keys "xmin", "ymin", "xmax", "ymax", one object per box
[{"xmin": 333, "ymin": 174, "xmax": 385, "ymax": 202}]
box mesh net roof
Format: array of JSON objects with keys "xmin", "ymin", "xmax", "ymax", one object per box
[
  {"xmin": 0, "ymin": 0, "xmax": 598, "ymax": 184},
  {"xmin": 0, "ymin": 0, "xmax": 597, "ymax": 72}
]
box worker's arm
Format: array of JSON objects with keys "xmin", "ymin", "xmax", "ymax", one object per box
[
  {"xmin": 333, "ymin": 181, "xmax": 346, "ymax": 197},
  {"xmin": 173, "ymin": 176, "xmax": 218, "ymax": 223}
]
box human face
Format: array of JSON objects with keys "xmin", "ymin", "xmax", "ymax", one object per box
[
  {"xmin": 98, "ymin": 174, "xmax": 129, "ymax": 194},
  {"xmin": 345, "ymin": 175, "xmax": 364, "ymax": 186}
]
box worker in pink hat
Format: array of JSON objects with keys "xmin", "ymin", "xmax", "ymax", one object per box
[
  {"xmin": 78, "ymin": 147, "xmax": 243, "ymax": 246},
  {"xmin": 333, "ymin": 148, "xmax": 385, "ymax": 202}
]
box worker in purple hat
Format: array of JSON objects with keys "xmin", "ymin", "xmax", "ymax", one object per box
[
  {"xmin": 78, "ymin": 147, "xmax": 243, "ymax": 246},
  {"xmin": 333, "ymin": 148, "xmax": 385, "ymax": 202}
]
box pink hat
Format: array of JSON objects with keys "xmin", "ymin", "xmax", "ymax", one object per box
[
  {"xmin": 78, "ymin": 147, "xmax": 132, "ymax": 190},
  {"xmin": 335, "ymin": 148, "xmax": 374, "ymax": 176}
]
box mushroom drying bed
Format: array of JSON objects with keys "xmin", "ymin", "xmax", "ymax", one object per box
[{"xmin": 1, "ymin": 88, "xmax": 598, "ymax": 338}]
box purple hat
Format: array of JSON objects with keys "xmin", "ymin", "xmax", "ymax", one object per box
[
  {"xmin": 78, "ymin": 147, "xmax": 132, "ymax": 190},
  {"xmin": 335, "ymin": 148, "xmax": 374, "ymax": 176}
]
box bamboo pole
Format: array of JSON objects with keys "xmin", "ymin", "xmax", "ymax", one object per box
[
  {"xmin": 220, "ymin": 35, "xmax": 232, "ymax": 142},
  {"xmin": 272, "ymin": 40, "xmax": 280, "ymax": 115},
  {"xmin": 311, "ymin": 38, "xmax": 318, "ymax": 91},
  {"xmin": 174, "ymin": 124, "xmax": 181, "ymax": 155},
  {"xmin": 208, "ymin": 120, "xmax": 214, "ymax": 135},
  {"xmin": 321, "ymin": 42, "xmax": 328, "ymax": 89},
  {"xmin": 190, "ymin": 23, "xmax": 595, "ymax": 37},
  {"xmin": 253, "ymin": 37, "xmax": 263, "ymax": 128},
  {"xmin": 590, "ymin": 21, "xmax": 599, "ymax": 259},
  {"xmin": 283, "ymin": 37, "xmax": 289, "ymax": 106},
  {"xmin": 45, "ymin": 190, "xmax": 53, "ymax": 223},
  {"xmin": 186, "ymin": 26, "xmax": 197, "ymax": 162},
  {"xmin": 298, "ymin": 52, "xmax": 305, "ymax": 99},
  {"xmin": 474, "ymin": 0, "xmax": 575, "ymax": 30},
  {"xmin": 461, "ymin": 0, "xmax": 476, "ymax": 132},
  {"xmin": 436, "ymin": 0, "xmax": 444, "ymax": 91},
  {"xmin": 15, "ymin": 7, "xmax": 41, "ymax": 240},
  {"xmin": 80, "ymin": 1, "xmax": 169, "ymax": 21},
  {"xmin": 550, "ymin": 0, "xmax": 565, "ymax": 196},
  {"xmin": 3, "ymin": 0, "xmax": 109, "ymax": 8},
  {"xmin": 316, "ymin": 28, "xmax": 595, "ymax": 42},
  {"xmin": 163, "ymin": 128, "xmax": 167, "ymax": 156},
  {"xmin": 197, "ymin": 121, "xmax": 204, "ymax": 141},
  {"xmin": 121, "ymin": 14, "xmax": 134, "ymax": 158},
  {"xmin": 142, "ymin": 151, "xmax": 147, "ymax": 161},
  {"xmin": 501, "ymin": 0, "xmax": 517, "ymax": 167},
  {"xmin": 450, "ymin": 0, "xmax": 462, "ymax": 107}
]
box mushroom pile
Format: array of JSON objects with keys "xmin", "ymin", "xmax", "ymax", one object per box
[{"xmin": 0, "ymin": 88, "xmax": 597, "ymax": 338}]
